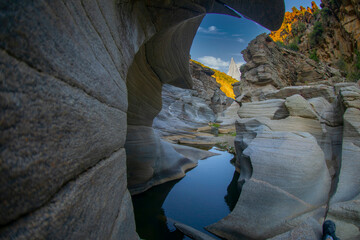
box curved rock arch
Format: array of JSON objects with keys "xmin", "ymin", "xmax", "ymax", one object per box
[{"xmin": 0, "ymin": 0, "xmax": 284, "ymax": 238}]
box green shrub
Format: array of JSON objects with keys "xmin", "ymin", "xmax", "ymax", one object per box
[
  {"xmin": 309, "ymin": 22, "xmax": 324, "ymax": 47},
  {"xmin": 209, "ymin": 123, "xmax": 220, "ymax": 128},
  {"xmin": 287, "ymin": 42, "xmax": 299, "ymax": 51},
  {"xmin": 321, "ymin": 7, "xmax": 332, "ymax": 19},
  {"xmin": 346, "ymin": 71, "xmax": 360, "ymax": 82},
  {"xmin": 291, "ymin": 22, "xmax": 306, "ymax": 36},
  {"xmin": 336, "ymin": 58, "xmax": 346, "ymax": 71},
  {"xmin": 293, "ymin": 36, "xmax": 301, "ymax": 44},
  {"xmin": 275, "ymin": 40, "xmax": 285, "ymax": 48},
  {"xmin": 309, "ymin": 50, "xmax": 319, "ymax": 62},
  {"xmin": 313, "ymin": 8, "xmax": 320, "ymax": 18},
  {"xmin": 297, "ymin": 22, "xmax": 306, "ymax": 33}
]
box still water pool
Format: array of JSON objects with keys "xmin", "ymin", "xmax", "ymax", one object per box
[{"xmin": 132, "ymin": 147, "xmax": 240, "ymax": 240}]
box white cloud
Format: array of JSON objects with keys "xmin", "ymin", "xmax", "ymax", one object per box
[
  {"xmin": 232, "ymin": 34, "xmax": 243, "ymax": 37},
  {"xmin": 237, "ymin": 38, "xmax": 245, "ymax": 43},
  {"xmin": 198, "ymin": 56, "xmax": 229, "ymax": 71},
  {"xmin": 197, "ymin": 26, "xmax": 225, "ymax": 34},
  {"xmin": 208, "ymin": 26, "xmax": 217, "ymax": 32}
]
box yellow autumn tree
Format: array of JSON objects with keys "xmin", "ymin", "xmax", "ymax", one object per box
[{"xmin": 191, "ymin": 59, "xmax": 238, "ymax": 99}]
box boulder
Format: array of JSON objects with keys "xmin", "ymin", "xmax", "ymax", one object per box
[
  {"xmin": 308, "ymin": 97, "xmax": 343, "ymax": 126},
  {"xmin": 339, "ymin": 85, "xmax": 360, "ymax": 110},
  {"xmin": 216, "ymin": 102, "xmax": 241, "ymax": 126},
  {"xmin": 153, "ymin": 84, "xmax": 216, "ymax": 136},
  {"xmin": 263, "ymin": 85, "xmax": 336, "ymax": 102},
  {"xmin": 238, "ymin": 99, "xmax": 289, "ymax": 119},
  {"xmin": 207, "ymin": 125, "xmax": 331, "ymax": 239},
  {"xmin": 285, "ymin": 94, "xmax": 318, "ymax": 119}
]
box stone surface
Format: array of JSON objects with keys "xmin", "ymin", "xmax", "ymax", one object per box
[
  {"xmin": 264, "ymin": 85, "xmax": 336, "ymax": 102},
  {"xmin": 171, "ymin": 144, "xmax": 219, "ymax": 161},
  {"xmin": 238, "ymin": 99, "xmax": 289, "ymax": 119},
  {"xmin": 0, "ymin": 50, "xmax": 127, "ymax": 225},
  {"xmin": 153, "ymin": 84, "xmax": 216, "ymax": 136},
  {"xmin": 125, "ymin": 126, "xmax": 196, "ymax": 194},
  {"xmin": 339, "ymin": 85, "xmax": 360, "ymax": 110},
  {"xmin": 268, "ymin": 219, "xmax": 322, "ymax": 240},
  {"xmin": 309, "ymin": 97, "xmax": 343, "ymax": 126},
  {"xmin": 207, "ymin": 120, "xmax": 331, "ymax": 239},
  {"xmin": 207, "ymin": 179, "xmax": 328, "ymax": 240},
  {"xmin": 240, "ymin": 34, "xmax": 344, "ymax": 90},
  {"xmin": 174, "ymin": 222, "xmax": 217, "ymax": 240},
  {"xmin": 0, "ymin": 149, "xmax": 139, "ymax": 240},
  {"xmin": 0, "ymin": 0, "xmax": 285, "ymax": 237},
  {"xmin": 285, "ymin": 94, "xmax": 319, "ymax": 119},
  {"xmin": 216, "ymin": 102, "xmax": 241, "ymax": 126},
  {"xmin": 190, "ymin": 61, "xmax": 233, "ymax": 115},
  {"xmin": 330, "ymin": 108, "xmax": 360, "ymax": 204}
]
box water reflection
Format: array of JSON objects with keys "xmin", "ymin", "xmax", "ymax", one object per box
[
  {"xmin": 224, "ymin": 171, "xmax": 240, "ymax": 212},
  {"xmin": 132, "ymin": 179, "xmax": 186, "ymax": 240},
  {"xmin": 132, "ymin": 148, "xmax": 239, "ymax": 240}
]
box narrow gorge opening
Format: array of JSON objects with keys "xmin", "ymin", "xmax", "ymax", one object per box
[
  {"xmin": 124, "ymin": 11, "xmax": 270, "ymax": 239},
  {"xmin": 2, "ymin": 0, "xmax": 359, "ymax": 239},
  {"xmin": 126, "ymin": 1, "xmax": 360, "ymax": 239}
]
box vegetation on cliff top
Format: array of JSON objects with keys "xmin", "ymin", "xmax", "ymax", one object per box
[
  {"xmin": 191, "ymin": 59, "xmax": 238, "ymax": 99},
  {"xmin": 270, "ymin": 0, "xmax": 360, "ymax": 82},
  {"xmin": 269, "ymin": 1, "xmax": 319, "ymax": 44}
]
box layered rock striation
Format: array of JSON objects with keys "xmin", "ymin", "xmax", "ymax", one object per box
[
  {"xmin": 0, "ymin": 0, "xmax": 285, "ymax": 238},
  {"xmin": 208, "ymin": 29, "xmax": 360, "ymax": 239}
]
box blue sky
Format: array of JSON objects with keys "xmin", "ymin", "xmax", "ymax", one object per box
[{"xmin": 190, "ymin": 0, "xmax": 322, "ymax": 73}]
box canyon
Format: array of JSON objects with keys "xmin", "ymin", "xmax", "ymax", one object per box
[
  {"xmin": 0, "ymin": 0, "xmax": 284, "ymax": 239},
  {"xmin": 1, "ymin": 0, "xmax": 360, "ymax": 240}
]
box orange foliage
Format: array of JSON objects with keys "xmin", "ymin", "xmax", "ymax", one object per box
[
  {"xmin": 270, "ymin": 1, "xmax": 319, "ymax": 43},
  {"xmin": 190, "ymin": 60, "xmax": 238, "ymax": 99}
]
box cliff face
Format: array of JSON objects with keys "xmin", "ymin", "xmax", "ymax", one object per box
[
  {"xmin": 270, "ymin": 0, "xmax": 360, "ymax": 79},
  {"xmin": 153, "ymin": 61, "xmax": 233, "ymax": 137},
  {"xmin": 192, "ymin": 59, "xmax": 239, "ymax": 99},
  {"xmin": 234, "ymin": 33, "xmax": 344, "ymax": 102},
  {"xmin": 0, "ymin": 0, "xmax": 285, "ymax": 238},
  {"xmin": 209, "ymin": 31, "xmax": 360, "ymax": 240},
  {"xmin": 190, "ymin": 61, "xmax": 233, "ymax": 114}
]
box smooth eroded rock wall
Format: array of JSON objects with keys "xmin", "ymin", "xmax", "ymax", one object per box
[{"xmin": 0, "ymin": 0, "xmax": 285, "ymax": 238}]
